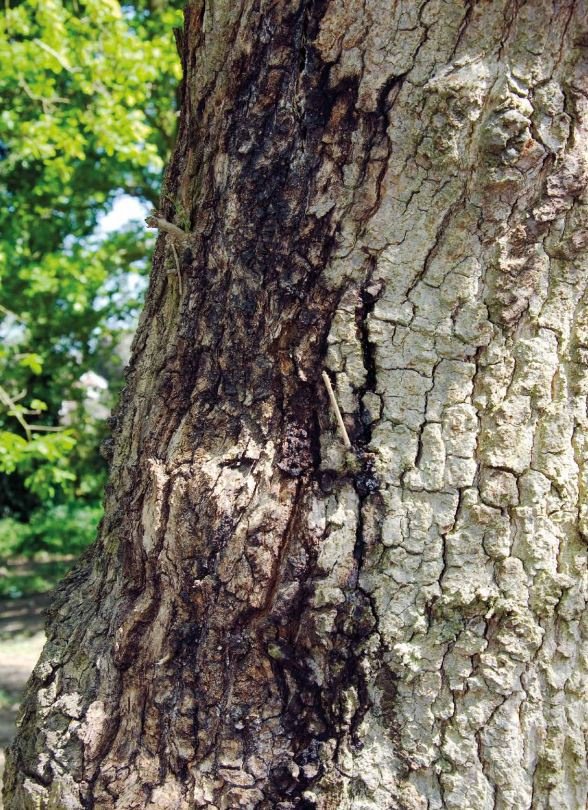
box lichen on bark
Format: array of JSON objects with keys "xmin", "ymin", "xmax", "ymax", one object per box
[{"xmin": 4, "ymin": 1, "xmax": 588, "ymax": 809}]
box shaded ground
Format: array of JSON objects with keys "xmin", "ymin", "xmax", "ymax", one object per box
[{"xmin": 0, "ymin": 592, "xmax": 50, "ymax": 808}]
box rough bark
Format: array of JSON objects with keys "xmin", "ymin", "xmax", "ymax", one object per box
[{"xmin": 4, "ymin": 1, "xmax": 588, "ymax": 808}]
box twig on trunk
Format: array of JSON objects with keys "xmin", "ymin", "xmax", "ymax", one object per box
[
  {"xmin": 146, "ymin": 214, "xmax": 187, "ymax": 294},
  {"xmin": 145, "ymin": 215, "xmax": 188, "ymax": 242},
  {"xmin": 169, "ymin": 240, "xmax": 183, "ymax": 296},
  {"xmin": 322, "ymin": 371, "xmax": 352, "ymax": 449}
]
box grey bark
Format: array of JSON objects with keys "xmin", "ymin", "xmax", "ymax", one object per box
[{"xmin": 4, "ymin": 1, "xmax": 588, "ymax": 808}]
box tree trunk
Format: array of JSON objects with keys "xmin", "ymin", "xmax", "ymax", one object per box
[{"xmin": 5, "ymin": 1, "xmax": 588, "ymax": 808}]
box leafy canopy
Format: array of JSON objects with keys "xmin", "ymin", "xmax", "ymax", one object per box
[{"xmin": 0, "ymin": 0, "xmax": 182, "ymax": 552}]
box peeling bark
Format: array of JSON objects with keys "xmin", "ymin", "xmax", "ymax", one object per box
[{"xmin": 4, "ymin": 1, "xmax": 588, "ymax": 808}]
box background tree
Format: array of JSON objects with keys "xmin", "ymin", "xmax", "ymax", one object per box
[
  {"xmin": 5, "ymin": 1, "xmax": 588, "ymax": 808},
  {"xmin": 0, "ymin": 0, "xmax": 183, "ymax": 581}
]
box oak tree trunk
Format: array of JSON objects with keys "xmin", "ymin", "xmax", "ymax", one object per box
[{"xmin": 5, "ymin": 1, "xmax": 588, "ymax": 808}]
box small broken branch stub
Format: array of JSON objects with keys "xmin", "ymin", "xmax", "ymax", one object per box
[{"xmin": 145, "ymin": 215, "xmax": 188, "ymax": 243}]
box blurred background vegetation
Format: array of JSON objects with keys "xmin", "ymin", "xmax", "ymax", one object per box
[{"xmin": 0, "ymin": 0, "xmax": 183, "ymax": 598}]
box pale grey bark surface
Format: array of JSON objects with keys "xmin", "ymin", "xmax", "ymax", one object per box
[{"xmin": 4, "ymin": 1, "xmax": 588, "ymax": 808}]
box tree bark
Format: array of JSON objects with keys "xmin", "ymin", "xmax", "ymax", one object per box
[{"xmin": 4, "ymin": 1, "xmax": 588, "ymax": 808}]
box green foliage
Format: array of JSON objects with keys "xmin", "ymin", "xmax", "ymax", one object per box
[
  {"xmin": 0, "ymin": 501, "xmax": 101, "ymax": 597},
  {"xmin": 0, "ymin": 558, "xmax": 74, "ymax": 599},
  {"xmin": 0, "ymin": 516, "xmax": 29, "ymax": 559},
  {"xmin": 0, "ymin": 502, "xmax": 102, "ymax": 558},
  {"xmin": 0, "ymin": 501, "xmax": 102, "ymax": 599},
  {"xmin": 0, "ymin": 429, "xmax": 76, "ymax": 496},
  {"xmin": 0, "ymin": 0, "xmax": 182, "ymax": 565},
  {"xmin": 0, "ymin": 688, "xmax": 17, "ymax": 709}
]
